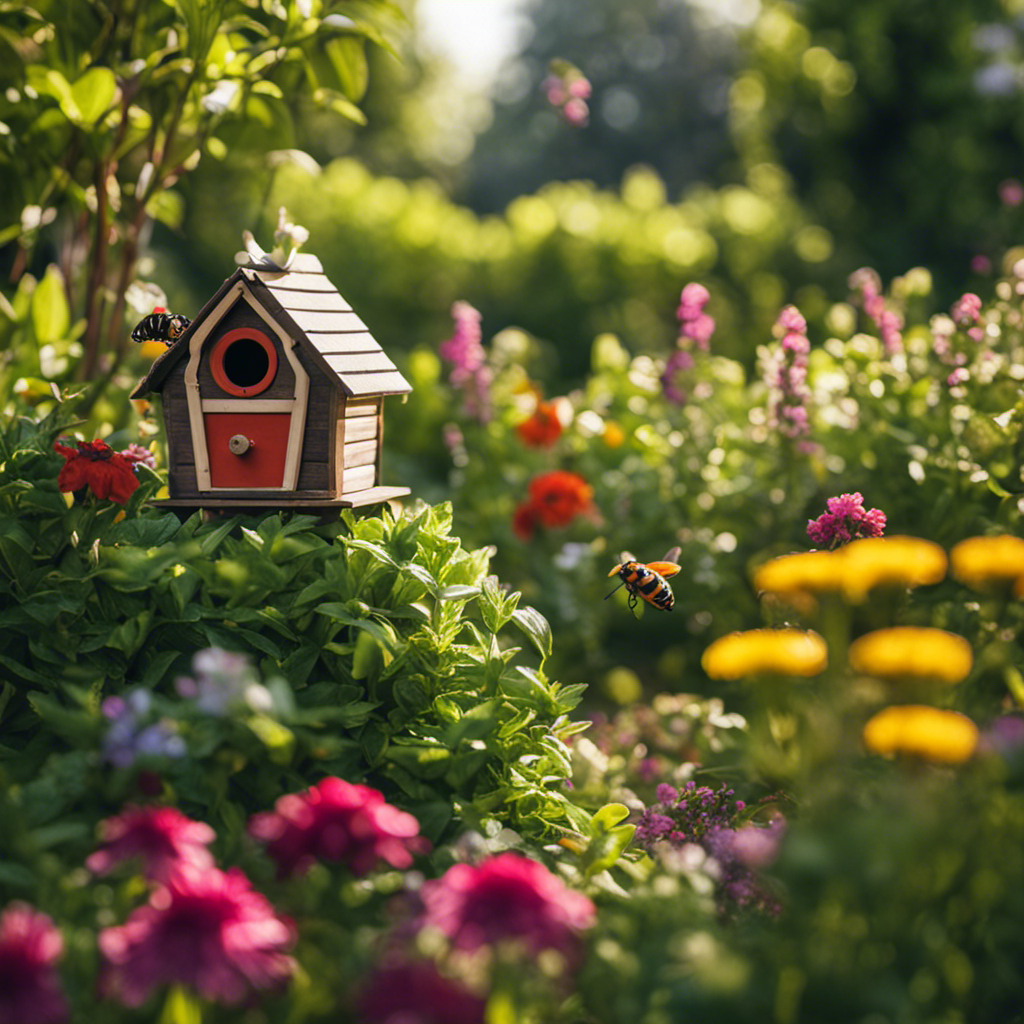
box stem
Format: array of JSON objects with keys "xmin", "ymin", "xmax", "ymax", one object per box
[{"xmin": 79, "ymin": 160, "xmax": 111, "ymax": 381}]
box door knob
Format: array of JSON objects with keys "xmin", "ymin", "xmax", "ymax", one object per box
[{"xmin": 229, "ymin": 434, "xmax": 252, "ymax": 455}]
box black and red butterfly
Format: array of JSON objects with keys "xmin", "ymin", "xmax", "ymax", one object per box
[{"xmin": 131, "ymin": 306, "xmax": 191, "ymax": 346}]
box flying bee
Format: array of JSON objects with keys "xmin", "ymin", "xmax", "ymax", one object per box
[
  {"xmin": 606, "ymin": 548, "xmax": 682, "ymax": 616},
  {"xmin": 131, "ymin": 307, "xmax": 192, "ymax": 346}
]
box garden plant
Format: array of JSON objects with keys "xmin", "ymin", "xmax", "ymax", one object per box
[{"xmin": 5, "ymin": 2, "xmax": 1024, "ymax": 1023}]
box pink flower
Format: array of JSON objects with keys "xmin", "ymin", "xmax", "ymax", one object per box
[
  {"xmin": 999, "ymin": 178, "xmax": 1024, "ymax": 206},
  {"xmin": 807, "ymin": 492, "xmax": 886, "ymax": 548},
  {"xmin": 417, "ymin": 852, "xmax": 596, "ymax": 956},
  {"xmin": 86, "ymin": 805, "xmax": 216, "ymax": 883},
  {"xmin": 0, "ymin": 904, "xmax": 69, "ymax": 1024},
  {"xmin": 729, "ymin": 815, "xmax": 787, "ymax": 869},
  {"xmin": 676, "ymin": 282, "xmax": 715, "ymax": 351},
  {"xmin": 357, "ymin": 961, "xmax": 486, "ymax": 1024},
  {"xmin": 951, "ymin": 292, "xmax": 982, "ymax": 327},
  {"xmin": 248, "ymin": 777, "xmax": 427, "ymax": 879},
  {"xmin": 767, "ymin": 305, "xmax": 812, "ymax": 439},
  {"xmin": 562, "ymin": 97, "xmax": 589, "ymax": 126},
  {"xmin": 848, "ymin": 267, "xmax": 902, "ymax": 354},
  {"xmin": 439, "ymin": 301, "xmax": 492, "ymax": 422},
  {"xmin": 98, "ymin": 865, "xmax": 295, "ymax": 1007},
  {"xmin": 118, "ymin": 443, "xmax": 157, "ymax": 471}
]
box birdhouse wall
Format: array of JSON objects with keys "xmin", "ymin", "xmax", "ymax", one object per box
[{"xmin": 336, "ymin": 397, "xmax": 382, "ymax": 495}]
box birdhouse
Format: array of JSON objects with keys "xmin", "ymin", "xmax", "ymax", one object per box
[{"xmin": 131, "ymin": 252, "xmax": 412, "ymax": 510}]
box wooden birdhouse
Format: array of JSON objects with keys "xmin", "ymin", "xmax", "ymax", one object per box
[{"xmin": 131, "ymin": 252, "xmax": 411, "ymax": 510}]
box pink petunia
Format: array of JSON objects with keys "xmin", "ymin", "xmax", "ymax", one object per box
[
  {"xmin": 417, "ymin": 852, "xmax": 596, "ymax": 957},
  {"xmin": 248, "ymin": 777, "xmax": 427, "ymax": 879},
  {"xmin": 86, "ymin": 805, "xmax": 216, "ymax": 883},
  {"xmin": 0, "ymin": 904, "xmax": 69, "ymax": 1024},
  {"xmin": 98, "ymin": 864, "xmax": 295, "ymax": 1007}
]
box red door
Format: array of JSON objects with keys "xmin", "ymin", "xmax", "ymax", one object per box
[{"xmin": 204, "ymin": 412, "xmax": 292, "ymax": 488}]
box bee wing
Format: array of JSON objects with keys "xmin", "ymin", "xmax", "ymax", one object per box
[
  {"xmin": 645, "ymin": 561, "xmax": 682, "ymax": 578},
  {"xmin": 607, "ymin": 562, "xmax": 626, "ymax": 578},
  {"xmin": 662, "ymin": 546, "xmax": 682, "ymax": 564}
]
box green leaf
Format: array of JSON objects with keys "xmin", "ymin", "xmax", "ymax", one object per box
[
  {"xmin": 511, "ymin": 605, "xmax": 553, "ymax": 660},
  {"xmin": 590, "ymin": 802, "xmax": 631, "ymax": 833},
  {"xmin": 436, "ymin": 584, "xmax": 481, "ymax": 601},
  {"xmin": 69, "ymin": 67, "xmax": 118, "ymax": 125},
  {"xmin": 31, "ymin": 265, "xmax": 70, "ymax": 342},
  {"xmin": 325, "ymin": 36, "xmax": 368, "ymax": 100}
]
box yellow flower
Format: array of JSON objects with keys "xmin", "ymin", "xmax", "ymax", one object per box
[
  {"xmin": 950, "ymin": 535, "xmax": 1024, "ymax": 591},
  {"xmin": 752, "ymin": 551, "xmax": 842, "ymax": 596},
  {"xmin": 839, "ymin": 536, "xmax": 947, "ymax": 602},
  {"xmin": 848, "ymin": 627, "xmax": 972, "ymax": 684},
  {"xmin": 702, "ymin": 628, "xmax": 828, "ymax": 679},
  {"xmin": 602, "ymin": 421, "xmax": 625, "ymax": 448},
  {"xmin": 862, "ymin": 705, "xmax": 979, "ymax": 764}
]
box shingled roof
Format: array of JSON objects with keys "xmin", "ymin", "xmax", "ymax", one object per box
[{"xmin": 132, "ymin": 253, "xmax": 411, "ymax": 399}]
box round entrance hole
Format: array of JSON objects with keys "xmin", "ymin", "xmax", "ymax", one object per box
[{"xmin": 210, "ymin": 328, "xmax": 278, "ymax": 396}]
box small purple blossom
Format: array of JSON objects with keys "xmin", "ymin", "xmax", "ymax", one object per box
[
  {"xmin": 439, "ymin": 301, "xmax": 492, "ymax": 423},
  {"xmin": 807, "ymin": 492, "xmax": 886, "ymax": 549},
  {"xmin": 663, "ymin": 282, "xmax": 714, "ymax": 403},
  {"xmin": 999, "ymin": 178, "xmax": 1024, "ymax": 206},
  {"xmin": 661, "ymin": 348, "xmax": 695, "ymax": 404},
  {"xmin": 636, "ymin": 783, "xmax": 781, "ymax": 916},
  {"xmin": 544, "ymin": 61, "xmax": 591, "ymax": 125},
  {"xmin": 102, "ymin": 689, "xmax": 185, "ymax": 769}
]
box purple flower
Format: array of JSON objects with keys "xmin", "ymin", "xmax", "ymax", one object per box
[
  {"xmin": 676, "ymin": 282, "xmax": 715, "ymax": 351},
  {"xmin": 0, "ymin": 904, "xmax": 69, "ymax": 1024},
  {"xmin": 849, "ymin": 267, "xmax": 903, "ymax": 354},
  {"xmin": 102, "ymin": 689, "xmax": 185, "ymax": 768},
  {"xmin": 661, "ymin": 348, "xmax": 695, "ymax": 404},
  {"xmin": 176, "ymin": 648, "xmax": 272, "ymax": 716},
  {"xmin": 807, "ymin": 492, "xmax": 886, "ymax": 548}
]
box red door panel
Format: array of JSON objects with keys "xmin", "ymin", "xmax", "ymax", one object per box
[{"xmin": 204, "ymin": 412, "xmax": 292, "ymax": 488}]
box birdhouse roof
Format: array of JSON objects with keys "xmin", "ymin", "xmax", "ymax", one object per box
[{"xmin": 132, "ymin": 253, "xmax": 412, "ymax": 399}]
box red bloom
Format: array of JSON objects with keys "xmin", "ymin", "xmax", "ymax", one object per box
[
  {"xmin": 357, "ymin": 960, "xmax": 486, "ymax": 1024},
  {"xmin": 248, "ymin": 777, "xmax": 427, "ymax": 879},
  {"xmin": 86, "ymin": 805, "xmax": 216, "ymax": 883},
  {"xmin": 526, "ymin": 471, "xmax": 593, "ymax": 528},
  {"xmin": 98, "ymin": 864, "xmax": 295, "ymax": 1007},
  {"xmin": 54, "ymin": 439, "xmax": 139, "ymax": 504},
  {"xmin": 516, "ymin": 401, "xmax": 562, "ymax": 447},
  {"xmin": 417, "ymin": 852, "xmax": 596, "ymax": 956},
  {"xmin": 512, "ymin": 501, "xmax": 538, "ymax": 541},
  {"xmin": 0, "ymin": 903, "xmax": 69, "ymax": 1024}
]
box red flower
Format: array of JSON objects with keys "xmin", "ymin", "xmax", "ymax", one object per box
[
  {"xmin": 0, "ymin": 904, "xmax": 69, "ymax": 1024},
  {"xmin": 98, "ymin": 864, "xmax": 295, "ymax": 1007},
  {"xmin": 526, "ymin": 471, "xmax": 593, "ymax": 528},
  {"xmin": 54, "ymin": 439, "xmax": 139, "ymax": 504},
  {"xmin": 512, "ymin": 501, "xmax": 538, "ymax": 541},
  {"xmin": 357, "ymin": 961, "xmax": 486, "ymax": 1024},
  {"xmin": 86, "ymin": 805, "xmax": 216, "ymax": 883},
  {"xmin": 248, "ymin": 777, "xmax": 427, "ymax": 879},
  {"xmin": 516, "ymin": 401, "xmax": 562, "ymax": 447},
  {"xmin": 417, "ymin": 852, "xmax": 596, "ymax": 956}
]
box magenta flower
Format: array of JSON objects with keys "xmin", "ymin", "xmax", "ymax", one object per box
[
  {"xmin": 767, "ymin": 304, "xmax": 812, "ymax": 439},
  {"xmin": 86, "ymin": 805, "xmax": 216, "ymax": 883},
  {"xmin": 439, "ymin": 301, "xmax": 492, "ymax": 422},
  {"xmin": 0, "ymin": 904, "xmax": 69, "ymax": 1024},
  {"xmin": 951, "ymin": 292, "xmax": 982, "ymax": 327},
  {"xmin": 999, "ymin": 178, "xmax": 1024, "ymax": 206},
  {"xmin": 98, "ymin": 864, "xmax": 295, "ymax": 1007},
  {"xmin": 661, "ymin": 348, "xmax": 695, "ymax": 404},
  {"xmin": 417, "ymin": 852, "xmax": 596, "ymax": 956},
  {"xmin": 248, "ymin": 777, "xmax": 427, "ymax": 879},
  {"xmin": 806, "ymin": 492, "xmax": 886, "ymax": 548},
  {"xmin": 357, "ymin": 961, "xmax": 486, "ymax": 1024},
  {"xmin": 544, "ymin": 61, "xmax": 591, "ymax": 125}
]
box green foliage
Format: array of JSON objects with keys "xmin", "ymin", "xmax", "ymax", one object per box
[
  {"xmin": 0, "ymin": 399, "xmax": 586, "ymax": 867},
  {"xmin": 0, "ymin": 0, "xmax": 400, "ymax": 392}
]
